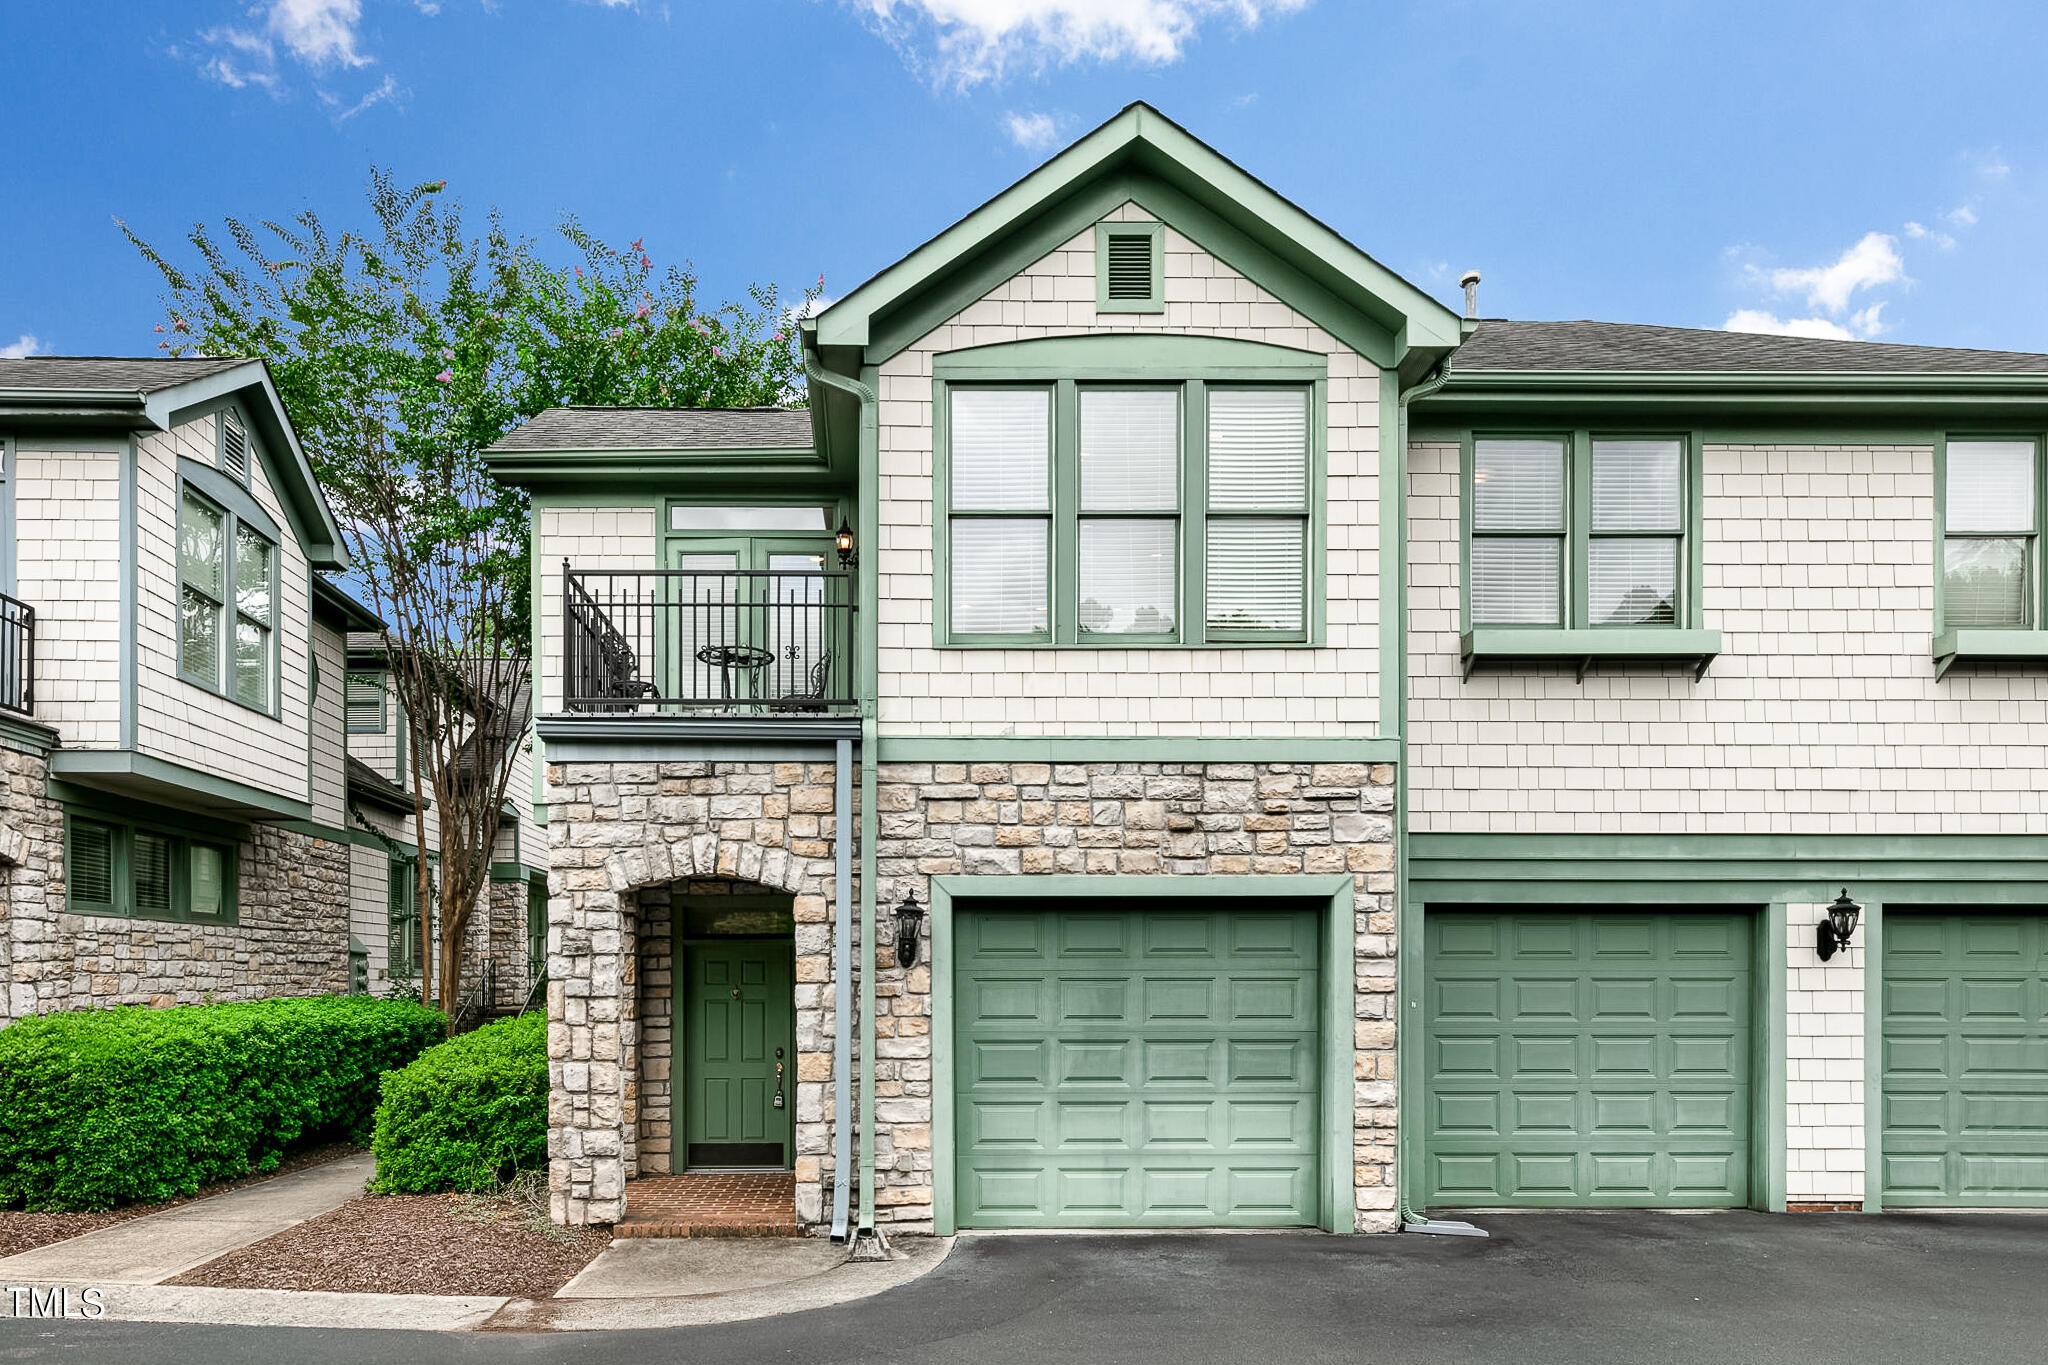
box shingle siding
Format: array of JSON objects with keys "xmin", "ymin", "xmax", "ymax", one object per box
[
  {"xmin": 13, "ymin": 445, "xmax": 123, "ymax": 744},
  {"xmin": 1408, "ymin": 440, "xmax": 2048, "ymax": 834},
  {"xmin": 875, "ymin": 201, "xmax": 1383, "ymax": 738}
]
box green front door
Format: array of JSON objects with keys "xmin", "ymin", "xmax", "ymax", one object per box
[
  {"xmin": 683, "ymin": 940, "xmax": 795, "ymax": 1169},
  {"xmin": 1424, "ymin": 909, "xmax": 1754, "ymax": 1207},
  {"xmin": 1881, "ymin": 911, "xmax": 2048, "ymax": 1206},
  {"xmin": 954, "ymin": 905, "xmax": 1320, "ymax": 1228}
]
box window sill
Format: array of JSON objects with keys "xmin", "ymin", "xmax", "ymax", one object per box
[
  {"xmin": 1460, "ymin": 627, "xmax": 1722, "ymax": 682},
  {"xmin": 1932, "ymin": 628, "xmax": 2048, "ymax": 679}
]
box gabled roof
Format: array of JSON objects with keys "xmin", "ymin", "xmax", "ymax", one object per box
[
  {"xmin": 1450, "ymin": 320, "xmax": 2048, "ymax": 375},
  {"xmin": 485, "ymin": 406, "xmax": 814, "ymax": 453},
  {"xmin": 809, "ymin": 102, "xmax": 1462, "ymax": 380},
  {"xmin": 0, "ymin": 356, "xmax": 252, "ymax": 391},
  {"xmin": 0, "ymin": 354, "xmax": 347, "ymax": 569}
]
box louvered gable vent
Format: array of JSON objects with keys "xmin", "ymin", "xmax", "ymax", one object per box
[
  {"xmin": 1105, "ymin": 232, "xmax": 1154, "ymax": 300},
  {"xmin": 221, "ymin": 409, "xmax": 249, "ymax": 480}
]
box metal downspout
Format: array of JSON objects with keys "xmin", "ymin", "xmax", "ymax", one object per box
[
  {"xmin": 831, "ymin": 736, "xmax": 854, "ymax": 1242},
  {"xmin": 803, "ymin": 348, "xmax": 882, "ymax": 1244}
]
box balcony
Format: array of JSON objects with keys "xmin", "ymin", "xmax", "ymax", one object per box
[
  {"xmin": 0, "ymin": 592, "xmax": 32, "ymax": 717},
  {"xmin": 561, "ymin": 566, "xmax": 856, "ymax": 718}
]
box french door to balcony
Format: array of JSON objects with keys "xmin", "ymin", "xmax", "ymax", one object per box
[{"xmin": 662, "ymin": 537, "xmax": 840, "ymax": 712}]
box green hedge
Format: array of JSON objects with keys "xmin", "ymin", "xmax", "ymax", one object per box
[
  {"xmin": 0, "ymin": 996, "xmax": 446, "ymax": 1212},
  {"xmin": 370, "ymin": 1011, "xmax": 548, "ymax": 1193}
]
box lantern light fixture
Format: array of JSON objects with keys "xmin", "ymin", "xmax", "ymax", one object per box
[
  {"xmin": 1817, "ymin": 889, "xmax": 1861, "ymax": 962},
  {"xmin": 894, "ymin": 888, "xmax": 925, "ymax": 969},
  {"xmin": 835, "ymin": 518, "xmax": 857, "ymax": 569}
]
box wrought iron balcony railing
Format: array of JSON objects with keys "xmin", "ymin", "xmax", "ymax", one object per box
[
  {"xmin": 0, "ymin": 592, "xmax": 32, "ymax": 717},
  {"xmin": 562, "ymin": 565, "xmax": 856, "ymax": 716}
]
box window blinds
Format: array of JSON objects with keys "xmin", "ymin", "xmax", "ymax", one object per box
[
  {"xmin": 1080, "ymin": 390, "xmax": 1178, "ymax": 510},
  {"xmin": 70, "ymin": 822, "xmax": 113, "ymax": 906},
  {"xmin": 1945, "ymin": 441, "xmax": 2035, "ymax": 628},
  {"xmin": 1207, "ymin": 389, "xmax": 1308, "ymax": 633},
  {"xmin": 1471, "ymin": 438, "xmax": 1565, "ymax": 626},
  {"xmin": 953, "ymin": 520, "xmax": 1049, "ymax": 635},
  {"xmin": 1589, "ymin": 438, "xmax": 1681, "ymax": 626},
  {"xmin": 951, "ymin": 389, "xmax": 1049, "ymax": 510},
  {"xmin": 951, "ymin": 388, "xmax": 1052, "ymax": 636}
]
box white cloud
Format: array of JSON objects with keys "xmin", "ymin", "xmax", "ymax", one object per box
[
  {"xmin": 1944, "ymin": 204, "xmax": 1978, "ymax": 228},
  {"xmin": 0, "ymin": 335, "xmax": 44, "ymax": 360},
  {"xmin": 1751, "ymin": 231, "xmax": 1904, "ymax": 315},
  {"xmin": 268, "ymin": 0, "xmax": 371, "ymax": 68},
  {"xmin": 1004, "ymin": 110, "xmax": 1059, "ymax": 149},
  {"xmin": 194, "ymin": 0, "xmax": 373, "ymax": 99},
  {"xmin": 1723, "ymin": 310, "xmax": 1858, "ymax": 341},
  {"xmin": 849, "ymin": 0, "xmax": 1311, "ymax": 88},
  {"xmin": 321, "ymin": 72, "xmax": 401, "ymax": 119}
]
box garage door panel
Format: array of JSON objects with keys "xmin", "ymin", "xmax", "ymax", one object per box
[
  {"xmin": 1425, "ymin": 909, "xmax": 1753, "ymax": 1208},
  {"xmin": 1882, "ymin": 911, "xmax": 2048, "ymax": 1206},
  {"xmin": 957, "ymin": 906, "xmax": 1320, "ymax": 1228}
]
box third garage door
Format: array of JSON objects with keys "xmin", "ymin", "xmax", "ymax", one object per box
[
  {"xmin": 1424, "ymin": 909, "xmax": 1754, "ymax": 1207},
  {"xmin": 1881, "ymin": 911, "xmax": 2048, "ymax": 1206}
]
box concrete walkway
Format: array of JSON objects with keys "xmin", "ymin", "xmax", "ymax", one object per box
[{"xmin": 0, "ymin": 1152, "xmax": 372, "ymax": 1285}]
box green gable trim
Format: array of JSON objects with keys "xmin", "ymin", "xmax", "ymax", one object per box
[
  {"xmin": 484, "ymin": 446, "xmax": 831, "ymax": 493},
  {"xmin": 1094, "ymin": 221, "xmax": 1164, "ymax": 313},
  {"xmin": 873, "ymin": 736, "xmax": 1397, "ymax": 763},
  {"xmin": 155, "ymin": 367, "xmax": 346, "ymax": 569},
  {"xmin": 932, "ymin": 333, "xmax": 1327, "ymax": 383},
  {"xmin": 50, "ymin": 779, "xmax": 253, "ymax": 845},
  {"xmin": 816, "ymin": 103, "xmax": 1458, "ymax": 373},
  {"xmin": 1411, "ymin": 832, "xmax": 2048, "ymax": 905},
  {"xmin": 50, "ymin": 749, "xmax": 312, "ymax": 823}
]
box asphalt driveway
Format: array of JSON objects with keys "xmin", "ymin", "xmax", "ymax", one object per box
[{"xmin": 5, "ymin": 1210, "xmax": 2045, "ymax": 1364}]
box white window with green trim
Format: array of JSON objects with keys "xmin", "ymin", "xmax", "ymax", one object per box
[
  {"xmin": 1466, "ymin": 432, "xmax": 1693, "ymax": 630},
  {"xmin": 179, "ymin": 484, "xmax": 277, "ymax": 711},
  {"xmin": 66, "ymin": 814, "xmax": 236, "ymax": 924},
  {"xmin": 939, "ymin": 379, "xmax": 1316, "ymax": 646},
  {"xmin": 346, "ymin": 671, "xmax": 388, "ymax": 733},
  {"xmin": 388, "ymin": 857, "xmax": 421, "ymax": 979},
  {"xmin": 1941, "ymin": 437, "xmax": 2037, "ymax": 628}
]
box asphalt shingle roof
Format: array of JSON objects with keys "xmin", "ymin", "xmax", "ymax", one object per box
[
  {"xmin": 0, "ymin": 355, "xmax": 254, "ymax": 392},
  {"xmin": 487, "ymin": 406, "xmax": 814, "ymax": 452},
  {"xmin": 1449, "ymin": 320, "xmax": 2048, "ymax": 375}
]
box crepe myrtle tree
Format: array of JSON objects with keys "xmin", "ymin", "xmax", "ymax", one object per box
[{"xmin": 125, "ymin": 171, "xmax": 818, "ymax": 1014}]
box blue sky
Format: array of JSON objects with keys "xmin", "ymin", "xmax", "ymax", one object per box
[{"xmin": 4, "ymin": 1, "xmax": 2047, "ymax": 360}]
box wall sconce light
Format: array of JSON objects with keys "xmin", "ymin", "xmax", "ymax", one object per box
[
  {"xmin": 835, "ymin": 518, "xmax": 858, "ymax": 569},
  {"xmin": 1817, "ymin": 889, "xmax": 1861, "ymax": 961},
  {"xmin": 894, "ymin": 888, "xmax": 925, "ymax": 969}
]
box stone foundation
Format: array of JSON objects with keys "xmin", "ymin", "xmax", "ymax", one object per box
[
  {"xmin": 871, "ymin": 760, "xmax": 1400, "ymax": 1233},
  {"xmin": 3, "ymin": 735, "xmax": 352, "ymax": 1023},
  {"xmin": 544, "ymin": 760, "xmax": 848, "ymax": 1227}
]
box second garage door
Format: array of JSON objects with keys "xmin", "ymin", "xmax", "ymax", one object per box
[
  {"xmin": 954, "ymin": 905, "xmax": 1320, "ymax": 1228},
  {"xmin": 1424, "ymin": 909, "xmax": 1754, "ymax": 1207}
]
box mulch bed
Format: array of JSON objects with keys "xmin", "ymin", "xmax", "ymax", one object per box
[
  {"xmin": 0, "ymin": 1142, "xmax": 363, "ymax": 1258},
  {"xmin": 168, "ymin": 1189, "xmax": 611, "ymax": 1301}
]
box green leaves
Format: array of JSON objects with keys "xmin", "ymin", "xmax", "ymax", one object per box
[
  {"xmin": 0, "ymin": 998, "xmax": 447, "ymax": 1211},
  {"xmin": 369, "ymin": 1012, "xmax": 547, "ymax": 1194}
]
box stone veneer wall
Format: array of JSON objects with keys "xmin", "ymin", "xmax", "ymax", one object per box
[
  {"xmin": 544, "ymin": 759, "xmax": 848, "ymax": 1227},
  {"xmin": 2, "ymin": 744, "xmax": 351, "ymax": 1022},
  {"xmin": 870, "ymin": 759, "xmax": 1400, "ymax": 1233}
]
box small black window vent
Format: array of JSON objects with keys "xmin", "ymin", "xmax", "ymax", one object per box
[
  {"xmin": 1105, "ymin": 233, "xmax": 1155, "ymax": 300},
  {"xmin": 222, "ymin": 410, "xmax": 249, "ymax": 480}
]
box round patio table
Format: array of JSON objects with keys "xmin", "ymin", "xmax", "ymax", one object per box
[{"xmin": 695, "ymin": 643, "xmax": 775, "ymax": 703}]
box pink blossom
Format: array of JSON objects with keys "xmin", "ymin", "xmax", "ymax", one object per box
[
  {"xmin": 153, "ymin": 324, "xmax": 165, "ymax": 334},
  {"xmin": 575, "ymin": 266, "xmax": 583, "ymax": 278},
  {"xmin": 435, "ymin": 369, "xmax": 453, "ymax": 384},
  {"xmin": 636, "ymin": 302, "xmax": 650, "ymax": 318},
  {"xmin": 771, "ymin": 332, "xmax": 784, "ymax": 342},
  {"xmin": 157, "ymin": 341, "xmax": 170, "ymax": 350},
  {"xmin": 817, "ymin": 273, "xmax": 825, "ymax": 289},
  {"xmin": 712, "ymin": 347, "xmax": 723, "ymax": 360},
  {"xmin": 172, "ymin": 318, "xmax": 189, "ymax": 333},
  {"xmin": 631, "ymin": 238, "xmax": 644, "ymax": 252},
  {"xmin": 639, "ymin": 254, "xmax": 651, "ymax": 270},
  {"xmin": 440, "ymin": 347, "xmax": 455, "ymax": 360}
]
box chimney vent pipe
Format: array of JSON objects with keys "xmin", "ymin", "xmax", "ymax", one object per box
[{"xmin": 1459, "ymin": 270, "xmax": 1482, "ymax": 320}]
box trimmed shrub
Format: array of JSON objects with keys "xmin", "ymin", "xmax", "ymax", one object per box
[
  {"xmin": 0, "ymin": 996, "xmax": 447, "ymax": 1212},
  {"xmin": 370, "ymin": 1011, "xmax": 547, "ymax": 1193}
]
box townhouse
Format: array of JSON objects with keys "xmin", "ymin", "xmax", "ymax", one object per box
[
  {"xmin": 492, "ymin": 103, "xmax": 2041, "ymax": 1239},
  {"xmin": 0, "ymin": 357, "xmax": 544, "ymax": 1023}
]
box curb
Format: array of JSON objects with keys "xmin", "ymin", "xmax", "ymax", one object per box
[{"xmin": 8, "ymin": 1236, "xmax": 953, "ymax": 1334}]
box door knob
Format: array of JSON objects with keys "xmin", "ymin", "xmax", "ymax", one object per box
[
  {"xmin": 773, "ymin": 1059, "xmax": 786, "ymax": 1109},
  {"xmin": 731, "ymin": 987, "xmax": 742, "ymax": 999}
]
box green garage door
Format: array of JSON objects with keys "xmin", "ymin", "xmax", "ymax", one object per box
[
  {"xmin": 955, "ymin": 906, "xmax": 1320, "ymax": 1228},
  {"xmin": 1424, "ymin": 910, "xmax": 1753, "ymax": 1207},
  {"xmin": 1881, "ymin": 911, "xmax": 2048, "ymax": 1206}
]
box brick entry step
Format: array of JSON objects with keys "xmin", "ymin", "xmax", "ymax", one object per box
[{"xmin": 613, "ymin": 1172, "xmax": 802, "ymax": 1238}]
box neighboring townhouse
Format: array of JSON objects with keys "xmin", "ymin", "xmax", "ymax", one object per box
[
  {"xmin": 1405, "ymin": 321, "xmax": 2048, "ymax": 1215},
  {"xmin": 495, "ymin": 103, "xmax": 2047, "ymax": 1237},
  {"xmin": 0, "ymin": 356, "xmax": 356, "ymax": 1020},
  {"xmin": 0, "ymin": 356, "xmax": 545, "ymax": 1026},
  {"xmin": 341, "ymin": 637, "xmax": 547, "ymax": 1014}
]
